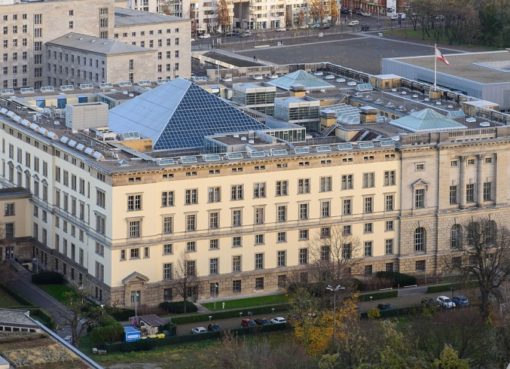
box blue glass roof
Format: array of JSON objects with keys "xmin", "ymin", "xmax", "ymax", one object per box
[
  {"xmin": 269, "ymin": 70, "xmax": 335, "ymax": 91},
  {"xmin": 109, "ymin": 78, "xmax": 266, "ymax": 150}
]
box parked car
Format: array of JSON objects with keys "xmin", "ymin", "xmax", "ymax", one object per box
[
  {"xmin": 254, "ymin": 318, "xmax": 271, "ymax": 326},
  {"xmin": 341, "ymin": 7, "xmax": 350, "ymax": 14},
  {"xmin": 377, "ymin": 303, "xmax": 392, "ymax": 311},
  {"xmin": 276, "ymin": 27, "xmax": 286, "ymax": 32},
  {"xmin": 436, "ymin": 296, "xmax": 456, "ymax": 309},
  {"xmin": 348, "ymin": 20, "xmax": 360, "ymax": 26},
  {"xmin": 207, "ymin": 324, "xmax": 221, "ymax": 332},
  {"xmin": 320, "ymin": 23, "xmax": 331, "ymax": 29},
  {"xmin": 198, "ymin": 33, "xmax": 211, "ymax": 39},
  {"xmin": 452, "ymin": 295, "xmax": 470, "ymax": 307},
  {"xmin": 191, "ymin": 327, "xmax": 208, "ymax": 334},
  {"xmin": 271, "ymin": 317, "xmax": 287, "ymax": 324},
  {"xmin": 241, "ymin": 318, "xmax": 257, "ymax": 328},
  {"xmin": 240, "ymin": 31, "xmax": 251, "ymax": 38},
  {"xmin": 361, "ymin": 11, "xmax": 371, "ymax": 16},
  {"xmin": 310, "ymin": 23, "xmax": 321, "ymax": 29}
]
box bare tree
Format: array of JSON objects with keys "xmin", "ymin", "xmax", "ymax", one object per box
[
  {"xmin": 217, "ymin": 0, "xmax": 231, "ymax": 32},
  {"xmin": 309, "ymin": 225, "xmax": 361, "ymax": 286},
  {"xmin": 447, "ymin": 218, "xmax": 510, "ymax": 321},
  {"xmin": 173, "ymin": 251, "xmax": 199, "ymax": 313},
  {"xmin": 60, "ymin": 290, "xmax": 100, "ymax": 346}
]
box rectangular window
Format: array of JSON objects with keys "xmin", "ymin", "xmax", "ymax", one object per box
[
  {"xmin": 209, "ymin": 239, "xmax": 219, "ymax": 249},
  {"xmin": 449, "ymin": 185, "xmax": 458, "ymax": 205},
  {"xmin": 185, "ymin": 189, "xmax": 198, "ymax": 204},
  {"xmin": 385, "ymin": 194, "xmax": 394, "ymax": 211},
  {"xmin": 321, "ymin": 227, "xmax": 331, "ymax": 239},
  {"xmin": 343, "ymin": 199, "xmax": 352, "ymax": 215},
  {"xmin": 299, "ymin": 248, "xmax": 309, "ymax": 264},
  {"xmin": 209, "ymin": 212, "xmax": 219, "ymax": 229},
  {"xmin": 208, "ymin": 187, "xmax": 221, "ymax": 203},
  {"xmin": 232, "ymin": 255, "xmax": 241, "ymax": 272},
  {"xmin": 233, "ymin": 280, "xmax": 242, "ymax": 293},
  {"xmin": 129, "ymin": 221, "xmax": 141, "ymax": 238},
  {"xmin": 341, "ymin": 174, "xmax": 353, "ymax": 190},
  {"xmin": 320, "ymin": 201, "xmax": 331, "ymax": 218},
  {"xmin": 255, "ymin": 253, "xmax": 264, "ymax": 269},
  {"xmin": 186, "ymin": 260, "xmax": 196, "ymax": 276},
  {"xmin": 277, "ymin": 250, "xmax": 286, "ymax": 267},
  {"xmin": 385, "ymin": 220, "xmax": 394, "ymax": 231},
  {"xmin": 364, "ymin": 265, "xmax": 373, "ymax": 276},
  {"xmin": 320, "ymin": 176, "xmax": 332, "ymax": 192},
  {"xmin": 277, "ymin": 205, "xmax": 287, "ymax": 222},
  {"xmin": 186, "ymin": 241, "xmax": 196, "ymax": 252},
  {"xmin": 384, "ymin": 170, "xmax": 396, "ymax": 186},
  {"xmin": 415, "ymin": 189, "xmax": 425, "ymax": 208},
  {"xmin": 4, "ymin": 203, "xmax": 15, "ymax": 216},
  {"xmin": 299, "ymin": 229, "xmax": 309, "ymax": 240},
  {"xmin": 130, "ymin": 248, "xmax": 139, "ymax": 259},
  {"xmin": 255, "ymin": 234, "xmax": 264, "ymax": 245},
  {"xmin": 343, "ymin": 225, "xmax": 352, "ymax": 236},
  {"xmin": 364, "ymin": 197, "xmax": 373, "ymax": 213},
  {"xmin": 364, "ymin": 223, "xmax": 373, "ymax": 233},
  {"xmin": 416, "ymin": 260, "xmax": 426, "ymax": 272},
  {"xmin": 163, "ymin": 263, "xmax": 173, "ymax": 280},
  {"xmin": 163, "ymin": 216, "xmax": 173, "ymax": 234},
  {"xmin": 127, "ymin": 194, "xmax": 142, "ymax": 211},
  {"xmin": 186, "ymin": 214, "xmax": 197, "ymax": 232},
  {"xmin": 385, "ymin": 239, "xmax": 394, "ymax": 255},
  {"xmin": 466, "ymin": 184, "xmax": 475, "ymax": 203},
  {"xmin": 253, "ymin": 183, "xmax": 266, "ymax": 198},
  {"xmin": 161, "ymin": 191, "xmax": 174, "ymax": 207},
  {"xmin": 320, "ymin": 245, "xmax": 330, "ymax": 261},
  {"xmin": 276, "ymin": 180, "xmax": 288, "ymax": 196},
  {"xmin": 364, "ymin": 241, "xmax": 373, "ymax": 256},
  {"xmin": 96, "ymin": 189, "xmax": 105, "ymax": 208},
  {"xmin": 483, "ymin": 182, "xmax": 492, "ymax": 201},
  {"xmin": 232, "ymin": 209, "xmax": 242, "ymax": 227},
  {"xmin": 209, "ymin": 258, "xmax": 219, "ymax": 275},
  {"xmin": 231, "ymin": 185, "xmax": 244, "ymax": 200},
  {"xmin": 255, "ymin": 277, "xmax": 264, "ymax": 290},
  {"xmin": 299, "ymin": 203, "xmax": 309, "ymax": 220},
  {"xmin": 363, "ymin": 172, "xmax": 375, "ymax": 188},
  {"xmin": 232, "ymin": 236, "xmax": 242, "ymax": 247},
  {"xmin": 163, "ymin": 243, "xmax": 173, "ymax": 255},
  {"xmin": 277, "ymin": 231, "xmax": 286, "ymax": 243},
  {"xmin": 254, "ymin": 207, "xmax": 265, "ymax": 225},
  {"xmin": 298, "ymin": 179, "xmax": 310, "ymax": 194}
]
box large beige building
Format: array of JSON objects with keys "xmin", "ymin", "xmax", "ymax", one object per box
[
  {"xmin": 45, "ymin": 32, "xmax": 157, "ymax": 86},
  {"xmin": 1, "ymin": 62, "xmax": 509, "ymax": 308},
  {"xmin": 0, "ymin": 0, "xmax": 190, "ymax": 90}
]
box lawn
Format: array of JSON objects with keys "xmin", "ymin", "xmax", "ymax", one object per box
[
  {"xmin": 0, "ymin": 285, "xmax": 30, "ymax": 308},
  {"xmin": 202, "ymin": 294, "xmax": 289, "ymax": 311},
  {"xmin": 38, "ymin": 284, "xmax": 76, "ymax": 303}
]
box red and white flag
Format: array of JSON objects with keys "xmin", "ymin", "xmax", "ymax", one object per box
[{"xmin": 435, "ymin": 47, "xmax": 450, "ymax": 65}]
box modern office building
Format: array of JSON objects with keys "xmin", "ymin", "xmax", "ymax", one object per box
[{"xmin": 1, "ymin": 63, "xmax": 509, "ymax": 308}]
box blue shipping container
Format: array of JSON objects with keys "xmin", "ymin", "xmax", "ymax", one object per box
[
  {"xmin": 57, "ymin": 96, "xmax": 67, "ymax": 109},
  {"xmin": 124, "ymin": 326, "xmax": 141, "ymax": 342},
  {"xmin": 36, "ymin": 98, "xmax": 46, "ymax": 108}
]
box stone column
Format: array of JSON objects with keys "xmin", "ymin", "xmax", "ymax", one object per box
[
  {"xmin": 477, "ymin": 154, "xmax": 484, "ymax": 207},
  {"xmin": 459, "ymin": 156, "xmax": 466, "ymax": 208}
]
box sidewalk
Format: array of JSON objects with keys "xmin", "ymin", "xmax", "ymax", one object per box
[{"xmin": 3, "ymin": 261, "xmax": 73, "ymax": 337}]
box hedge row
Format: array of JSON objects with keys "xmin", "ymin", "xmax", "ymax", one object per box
[
  {"xmin": 31, "ymin": 271, "xmax": 65, "ymax": 285},
  {"xmin": 170, "ymin": 304, "xmax": 290, "ymax": 325},
  {"xmin": 358, "ymin": 290, "xmax": 398, "ymax": 302},
  {"xmin": 360, "ymin": 306, "xmax": 422, "ymax": 320},
  {"xmin": 104, "ymin": 323, "xmax": 290, "ymax": 353},
  {"xmin": 106, "ymin": 307, "xmax": 135, "ymax": 321},
  {"xmin": 374, "ymin": 271, "xmax": 417, "ymax": 288},
  {"xmin": 426, "ymin": 281, "xmax": 478, "ymax": 294},
  {"xmin": 159, "ymin": 301, "xmax": 198, "ymax": 314}
]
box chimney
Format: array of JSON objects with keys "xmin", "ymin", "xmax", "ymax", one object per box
[
  {"xmin": 359, "ymin": 106, "xmax": 378, "ymax": 124},
  {"xmin": 320, "ymin": 109, "xmax": 337, "ymax": 129},
  {"xmin": 290, "ymin": 84, "xmax": 306, "ymax": 98}
]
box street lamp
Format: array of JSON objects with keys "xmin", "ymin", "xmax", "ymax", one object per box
[{"xmin": 326, "ymin": 284, "xmax": 346, "ymax": 346}]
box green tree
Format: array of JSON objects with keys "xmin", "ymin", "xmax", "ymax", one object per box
[{"xmin": 433, "ymin": 345, "xmax": 469, "ymax": 369}]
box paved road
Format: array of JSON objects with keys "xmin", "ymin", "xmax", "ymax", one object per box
[{"xmin": 3, "ymin": 261, "xmax": 73, "ymax": 338}]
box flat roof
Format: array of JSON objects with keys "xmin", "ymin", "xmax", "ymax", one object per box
[
  {"xmin": 0, "ymin": 187, "xmax": 31, "ymax": 199},
  {"xmin": 47, "ymin": 32, "xmax": 152, "ymax": 55},
  {"xmin": 114, "ymin": 7, "xmax": 184, "ymax": 27},
  {"xmin": 0, "ymin": 309, "xmax": 38, "ymax": 327},
  {"xmin": 388, "ymin": 51, "xmax": 510, "ymax": 84}
]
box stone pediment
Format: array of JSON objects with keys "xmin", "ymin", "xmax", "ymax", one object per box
[
  {"xmin": 411, "ymin": 178, "xmax": 429, "ymax": 189},
  {"xmin": 122, "ymin": 271, "xmax": 149, "ymax": 285}
]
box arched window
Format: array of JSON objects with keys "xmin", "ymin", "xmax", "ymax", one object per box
[
  {"xmin": 467, "ymin": 222, "xmax": 480, "ymax": 245},
  {"xmin": 450, "ymin": 224, "xmax": 463, "ymax": 249},
  {"xmin": 415, "ymin": 227, "xmax": 426, "ymax": 252}
]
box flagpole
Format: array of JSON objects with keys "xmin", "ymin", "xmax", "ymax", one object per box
[{"xmin": 434, "ymin": 43, "xmax": 437, "ymax": 91}]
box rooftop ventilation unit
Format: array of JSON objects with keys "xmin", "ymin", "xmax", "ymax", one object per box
[
  {"xmin": 316, "ymin": 145, "xmax": 331, "ymax": 153},
  {"xmin": 466, "ymin": 117, "xmax": 477, "ymax": 123},
  {"xmin": 40, "ymin": 86, "xmax": 55, "ymax": 93},
  {"xmin": 38, "ymin": 127, "xmax": 48, "ymax": 136},
  {"xmin": 480, "ymin": 122, "xmax": 491, "ymax": 127},
  {"xmin": 379, "ymin": 139, "xmax": 395, "ymax": 147},
  {"xmin": 0, "ymin": 89, "xmax": 15, "ymax": 96},
  {"xmin": 99, "ymin": 83, "xmax": 113, "ymax": 89},
  {"xmin": 358, "ymin": 142, "xmax": 375, "ymax": 149},
  {"xmin": 337, "ymin": 143, "xmax": 353, "ymax": 151},
  {"xmin": 158, "ymin": 158, "xmax": 176, "ymax": 166},
  {"xmin": 47, "ymin": 131, "xmax": 59, "ymax": 140},
  {"xmin": 60, "ymin": 85, "xmax": 74, "ymax": 92},
  {"xmin": 226, "ymin": 152, "xmax": 244, "ymax": 160},
  {"xmin": 79, "ymin": 83, "xmax": 94, "ymax": 90},
  {"xmin": 180, "ymin": 156, "xmax": 198, "ymax": 164},
  {"xmin": 271, "ymin": 149, "xmax": 288, "ymax": 156},
  {"xmin": 20, "ymin": 87, "xmax": 35, "ymax": 94},
  {"xmin": 84, "ymin": 147, "xmax": 94, "ymax": 155},
  {"xmin": 0, "ymin": 108, "xmax": 7, "ymax": 114},
  {"xmin": 137, "ymin": 80, "xmax": 151, "ymax": 87},
  {"xmin": 67, "ymin": 140, "xmax": 77, "ymax": 148},
  {"xmin": 294, "ymin": 146, "xmax": 310, "ymax": 154},
  {"xmin": 21, "ymin": 119, "xmax": 30, "ymax": 127},
  {"xmin": 249, "ymin": 151, "xmax": 265, "ymax": 158},
  {"xmin": 118, "ymin": 81, "xmax": 132, "ymax": 87},
  {"xmin": 29, "ymin": 123, "xmax": 39, "ymax": 131},
  {"xmin": 92, "ymin": 151, "xmax": 104, "ymax": 160},
  {"xmin": 60, "ymin": 136, "xmax": 70, "ymax": 144},
  {"xmin": 203, "ymin": 154, "xmax": 221, "ymax": 162},
  {"xmin": 76, "ymin": 143, "xmax": 85, "ymax": 151}
]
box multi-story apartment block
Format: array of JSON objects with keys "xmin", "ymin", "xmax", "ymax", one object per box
[
  {"xmin": 45, "ymin": 32, "xmax": 157, "ymax": 86},
  {"xmin": 113, "ymin": 8, "xmax": 191, "ymax": 80},
  {"xmin": 0, "ymin": 0, "xmax": 115, "ymax": 90},
  {"xmin": 1, "ymin": 62, "xmax": 509, "ymax": 308}
]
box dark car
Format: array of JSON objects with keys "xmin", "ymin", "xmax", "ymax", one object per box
[
  {"xmin": 377, "ymin": 303, "xmax": 392, "ymax": 311},
  {"xmin": 208, "ymin": 324, "xmax": 221, "ymax": 332},
  {"xmin": 241, "ymin": 318, "xmax": 257, "ymax": 328},
  {"xmin": 452, "ymin": 295, "xmax": 470, "ymax": 307},
  {"xmin": 254, "ymin": 318, "xmax": 271, "ymax": 326},
  {"xmin": 341, "ymin": 7, "xmax": 350, "ymax": 14}
]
